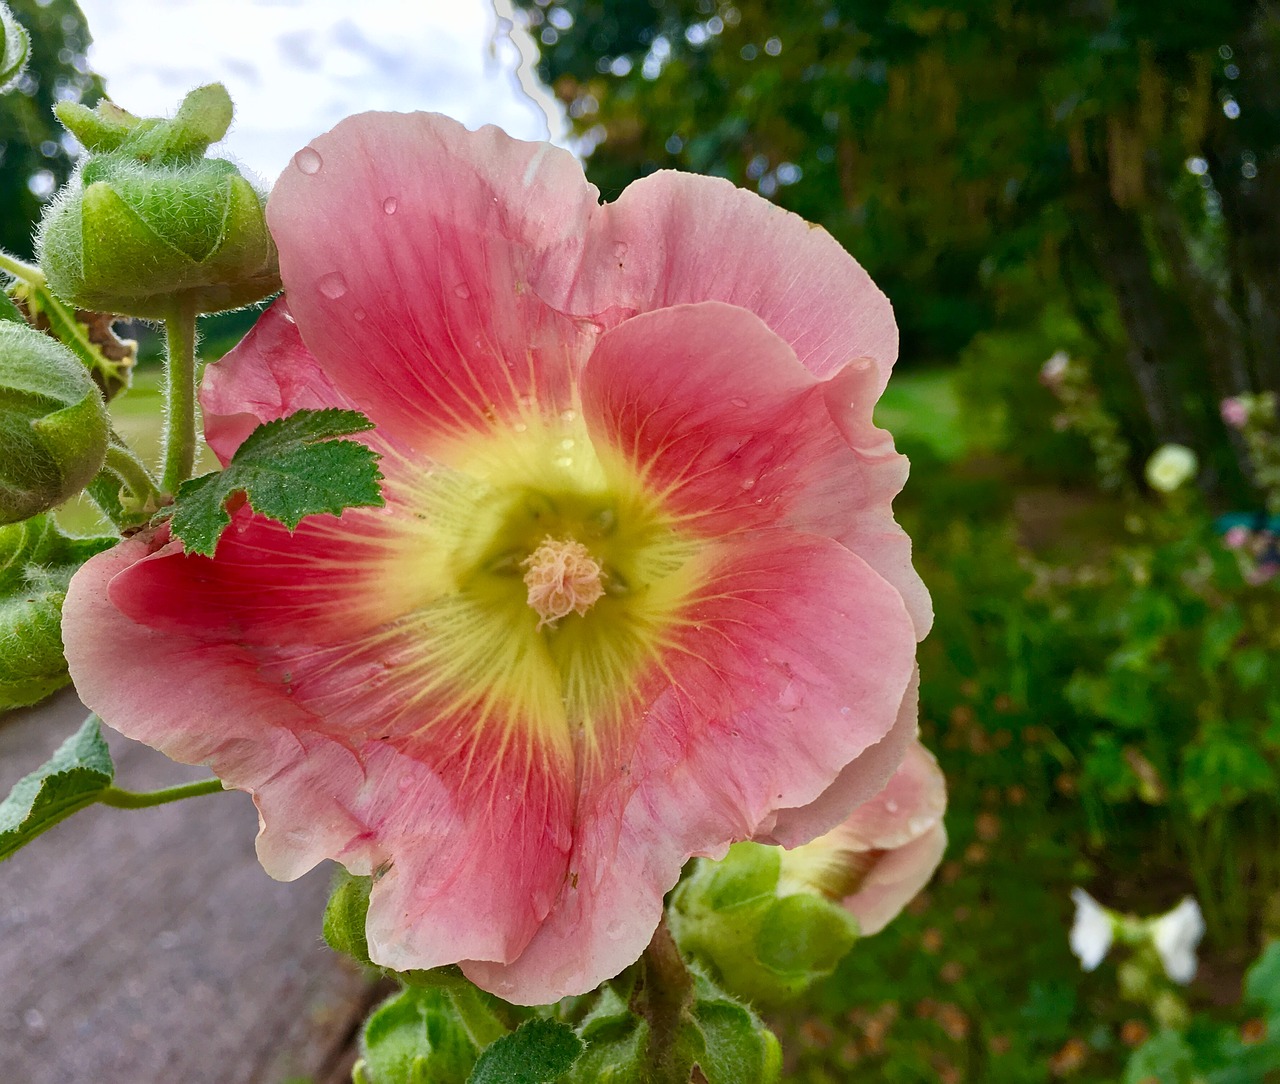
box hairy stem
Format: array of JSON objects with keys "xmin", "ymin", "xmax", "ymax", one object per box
[
  {"xmin": 98, "ymin": 778, "xmax": 225, "ymax": 809},
  {"xmin": 636, "ymin": 918, "xmax": 695, "ymax": 1084},
  {"xmin": 448, "ymin": 985, "xmax": 510, "ymax": 1049},
  {"xmin": 161, "ymin": 300, "xmax": 199, "ymax": 494}
]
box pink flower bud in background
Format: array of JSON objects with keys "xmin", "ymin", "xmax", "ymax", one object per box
[
  {"xmin": 1223, "ymin": 525, "xmax": 1251, "ymax": 550},
  {"xmin": 1221, "ymin": 397, "xmax": 1249, "ymax": 429}
]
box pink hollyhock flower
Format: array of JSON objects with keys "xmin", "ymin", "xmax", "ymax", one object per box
[
  {"xmin": 776, "ymin": 740, "xmax": 946, "ymax": 934},
  {"xmin": 1220, "ymin": 397, "xmax": 1249, "ymax": 429},
  {"xmin": 63, "ymin": 113, "xmax": 928, "ymax": 1004}
]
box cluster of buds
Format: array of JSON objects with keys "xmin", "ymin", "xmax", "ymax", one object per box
[
  {"xmin": 1220, "ymin": 514, "xmax": 1280, "ymax": 585},
  {"xmin": 1222, "ymin": 393, "xmax": 1280, "ymax": 515},
  {"xmin": 1039, "ymin": 351, "xmax": 1133, "ymax": 494}
]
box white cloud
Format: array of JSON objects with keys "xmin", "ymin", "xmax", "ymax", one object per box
[{"xmin": 76, "ymin": 0, "xmax": 563, "ymax": 183}]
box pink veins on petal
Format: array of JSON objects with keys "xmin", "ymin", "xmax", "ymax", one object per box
[{"xmin": 63, "ymin": 111, "xmax": 928, "ymax": 1004}]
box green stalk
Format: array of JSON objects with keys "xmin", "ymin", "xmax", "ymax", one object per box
[
  {"xmin": 103, "ymin": 442, "xmax": 161, "ymax": 507},
  {"xmin": 160, "ymin": 299, "xmax": 199, "ymax": 494},
  {"xmin": 0, "ymin": 249, "xmax": 40, "ymax": 283},
  {"xmin": 447, "ymin": 985, "xmax": 509, "ymax": 1049},
  {"xmin": 636, "ymin": 919, "xmax": 695, "ymax": 1084},
  {"xmin": 98, "ymin": 778, "xmax": 224, "ymax": 809}
]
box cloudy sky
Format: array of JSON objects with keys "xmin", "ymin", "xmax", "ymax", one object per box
[{"xmin": 75, "ymin": 0, "xmax": 564, "ymax": 186}]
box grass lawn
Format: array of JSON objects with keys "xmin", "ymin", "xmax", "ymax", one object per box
[{"xmin": 874, "ymin": 366, "xmax": 966, "ymax": 461}]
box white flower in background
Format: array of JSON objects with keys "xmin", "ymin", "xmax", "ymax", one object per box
[
  {"xmin": 1039, "ymin": 350, "xmax": 1070, "ymax": 388},
  {"xmin": 1151, "ymin": 897, "xmax": 1205, "ymax": 985},
  {"xmin": 1145, "ymin": 443, "xmax": 1199, "ymax": 492},
  {"xmin": 1069, "ymin": 888, "xmax": 1114, "ymax": 971}
]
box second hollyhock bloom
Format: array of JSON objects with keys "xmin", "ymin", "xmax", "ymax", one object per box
[{"xmin": 64, "ymin": 113, "xmax": 928, "ymax": 1003}]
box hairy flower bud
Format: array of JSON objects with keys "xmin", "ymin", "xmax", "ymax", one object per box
[
  {"xmin": 0, "ymin": 515, "xmax": 113, "ymax": 709},
  {"xmin": 0, "ymin": 321, "xmax": 109, "ymax": 524},
  {"xmin": 0, "ymin": 1, "xmax": 30, "ymax": 93},
  {"xmin": 37, "ymin": 84, "xmax": 280, "ymax": 318}
]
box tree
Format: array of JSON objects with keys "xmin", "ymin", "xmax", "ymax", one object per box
[
  {"xmin": 1, "ymin": 0, "xmax": 102, "ymax": 259},
  {"xmin": 520, "ymin": 0, "xmax": 1277, "ymax": 498}
]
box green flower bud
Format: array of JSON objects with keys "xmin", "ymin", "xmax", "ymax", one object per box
[
  {"xmin": 0, "ymin": 321, "xmax": 109, "ymax": 524},
  {"xmin": 37, "ymin": 84, "xmax": 280, "ymax": 318},
  {"xmin": 0, "ymin": 514, "xmax": 114, "ymax": 709},
  {"xmin": 669, "ymin": 843, "xmax": 859, "ymax": 1006},
  {"xmin": 0, "ymin": 2, "xmax": 31, "ymax": 93}
]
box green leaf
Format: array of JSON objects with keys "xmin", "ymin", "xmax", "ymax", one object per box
[
  {"xmin": 1123, "ymin": 1029, "xmax": 1196, "ymax": 1084},
  {"xmin": 0, "ymin": 1, "xmax": 31, "ymax": 93},
  {"xmin": 167, "ymin": 408, "xmax": 385, "ymax": 556},
  {"xmin": 1245, "ymin": 942, "xmax": 1280, "ymax": 1014},
  {"xmin": 361, "ymin": 986, "xmax": 478, "ymax": 1084},
  {"xmin": 466, "ymin": 1019, "xmax": 584, "ymax": 1084},
  {"xmin": 692, "ymin": 979, "xmax": 781, "ymax": 1084},
  {"xmin": 0, "ymin": 715, "xmax": 114, "ymax": 861}
]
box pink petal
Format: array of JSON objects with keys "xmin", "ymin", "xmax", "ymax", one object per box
[
  {"xmin": 267, "ymin": 113, "xmax": 600, "ymax": 456},
  {"xmin": 582, "ymin": 301, "xmax": 929, "ymax": 635},
  {"xmin": 465, "ymin": 530, "xmax": 917, "ymax": 1002},
  {"xmin": 557, "ymin": 170, "xmax": 898, "ymax": 390},
  {"xmin": 839, "ymin": 740, "xmax": 948, "ymax": 852},
  {"xmin": 844, "ymin": 823, "xmax": 947, "ymax": 936},
  {"xmin": 201, "ymin": 298, "xmax": 358, "ymax": 464},
  {"xmin": 65, "ymin": 535, "xmax": 576, "ymax": 970},
  {"xmin": 760, "ymin": 668, "xmax": 920, "ymax": 848}
]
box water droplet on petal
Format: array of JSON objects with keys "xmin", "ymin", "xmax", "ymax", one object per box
[
  {"xmin": 839, "ymin": 706, "xmax": 851, "ymax": 716},
  {"xmin": 317, "ymin": 271, "xmax": 348, "ymax": 299},
  {"xmin": 560, "ymin": 437, "xmax": 575, "ymax": 450},
  {"xmin": 614, "ymin": 241, "xmax": 628, "ymax": 259},
  {"xmin": 730, "ymin": 397, "xmax": 748, "ymax": 408},
  {"xmin": 554, "ymin": 455, "xmax": 574, "ymax": 467},
  {"xmin": 352, "ymin": 307, "xmax": 367, "ymax": 321},
  {"xmin": 884, "ymin": 799, "xmax": 900, "ymax": 814},
  {"xmin": 559, "ymin": 408, "xmax": 577, "ymax": 423},
  {"xmin": 605, "ymin": 919, "xmax": 626, "ymax": 940},
  {"xmin": 397, "ymin": 775, "xmax": 412, "ymax": 790},
  {"xmin": 294, "ymin": 146, "xmax": 322, "ymax": 174},
  {"xmin": 453, "ymin": 283, "xmax": 471, "ymax": 300},
  {"xmin": 382, "ymin": 196, "xmax": 398, "ymax": 214},
  {"xmin": 740, "ymin": 477, "xmax": 756, "ymax": 490},
  {"xmin": 513, "ymin": 421, "xmax": 528, "ymax": 433}
]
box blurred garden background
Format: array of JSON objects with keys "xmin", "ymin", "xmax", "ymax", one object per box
[{"xmin": 4, "ymin": 0, "xmax": 1280, "ymax": 1080}]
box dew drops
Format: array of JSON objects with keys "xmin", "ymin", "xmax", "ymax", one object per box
[
  {"xmin": 317, "ymin": 271, "xmax": 348, "ymax": 300},
  {"xmin": 382, "ymin": 195, "xmax": 398, "ymax": 214},
  {"xmin": 352, "ymin": 307, "xmax": 367, "ymax": 322},
  {"xmin": 559, "ymin": 408, "xmax": 577, "ymax": 423},
  {"xmin": 740, "ymin": 477, "xmax": 756, "ymax": 490},
  {"xmin": 613, "ymin": 241, "xmax": 628, "ymax": 259},
  {"xmin": 453, "ymin": 283, "xmax": 471, "ymax": 300},
  {"xmin": 560, "ymin": 437, "xmax": 575, "ymax": 450},
  {"xmin": 513, "ymin": 421, "xmax": 528, "ymax": 433},
  {"xmin": 884, "ymin": 799, "xmax": 900, "ymax": 814},
  {"xmin": 605, "ymin": 919, "xmax": 626, "ymax": 940},
  {"xmin": 730, "ymin": 397, "xmax": 748, "ymax": 408},
  {"xmin": 293, "ymin": 146, "xmax": 322, "ymax": 174},
  {"xmin": 839, "ymin": 705, "xmax": 851, "ymax": 716},
  {"xmin": 397, "ymin": 775, "xmax": 412, "ymax": 790}
]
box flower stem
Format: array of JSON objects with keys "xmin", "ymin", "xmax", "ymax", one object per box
[
  {"xmin": 98, "ymin": 778, "xmax": 224, "ymax": 809},
  {"xmin": 0, "ymin": 249, "xmax": 41, "ymax": 284},
  {"xmin": 447, "ymin": 985, "xmax": 509, "ymax": 1049},
  {"xmin": 635, "ymin": 918, "xmax": 695, "ymax": 1084},
  {"xmin": 161, "ymin": 299, "xmax": 199, "ymax": 494},
  {"xmin": 103, "ymin": 440, "xmax": 161, "ymax": 508}
]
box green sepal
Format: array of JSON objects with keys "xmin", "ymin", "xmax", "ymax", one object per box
[
  {"xmin": 358, "ymin": 986, "xmax": 479, "ymax": 1084},
  {"xmin": 166, "ymin": 408, "xmax": 384, "ymax": 556},
  {"xmin": 670, "ymin": 842, "xmax": 859, "ymax": 1006},
  {"xmin": 56, "ymin": 83, "xmax": 232, "ymax": 162},
  {"xmin": 38, "ymin": 85, "xmax": 280, "ymax": 318},
  {"xmin": 690, "ymin": 974, "xmax": 782, "ymax": 1084},
  {"xmin": 0, "ymin": 1, "xmax": 30, "ymax": 93},
  {"xmin": 466, "ymin": 1018, "xmax": 583, "ymax": 1084},
  {"xmin": 323, "ymin": 868, "xmax": 373, "ymax": 965},
  {"xmin": 0, "ymin": 715, "xmax": 114, "ymax": 861},
  {"xmin": 0, "ymin": 321, "xmax": 109, "ymax": 523},
  {"xmin": 0, "ymin": 515, "xmax": 115, "ymax": 709},
  {"xmin": 0, "ymin": 290, "xmax": 23, "ymax": 323}
]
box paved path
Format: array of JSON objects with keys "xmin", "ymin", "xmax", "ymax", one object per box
[{"xmin": 0, "ymin": 691, "xmax": 380, "ymax": 1084}]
